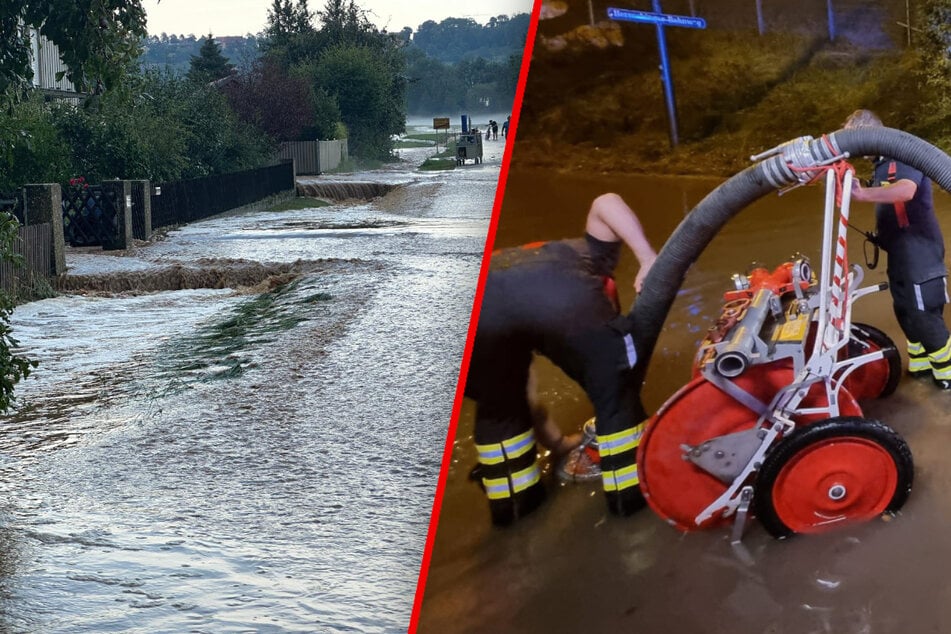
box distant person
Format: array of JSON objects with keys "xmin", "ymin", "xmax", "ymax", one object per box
[
  {"xmin": 491, "ymin": 120, "xmax": 499, "ymax": 140},
  {"xmin": 846, "ymin": 109, "xmax": 951, "ymax": 389},
  {"xmin": 464, "ymin": 193, "xmax": 657, "ymax": 526},
  {"xmin": 485, "ymin": 124, "xmax": 491, "ymax": 141},
  {"xmin": 502, "ymin": 116, "xmax": 510, "ymax": 139}
]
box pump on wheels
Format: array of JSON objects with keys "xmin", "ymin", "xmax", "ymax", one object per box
[
  {"xmin": 635, "ymin": 164, "xmax": 913, "ymax": 541},
  {"xmin": 455, "ymin": 132, "xmax": 483, "ymax": 165}
]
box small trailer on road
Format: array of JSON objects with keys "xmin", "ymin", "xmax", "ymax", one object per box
[
  {"xmin": 455, "ymin": 132, "xmax": 483, "ymax": 165},
  {"xmin": 455, "ymin": 114, "xmax": 483, "ymax": 165}
]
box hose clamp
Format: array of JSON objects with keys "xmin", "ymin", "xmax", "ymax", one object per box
[{"xmin": 751, "ymin": 134, "xmax": 847, "ymax": 190}]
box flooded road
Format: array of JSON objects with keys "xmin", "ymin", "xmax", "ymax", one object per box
[
  {"xmin": 0, "ymin": 136, "xmax": 508, "ymax": 633},
  {"xmin": 418, "ymin": 166, "xmax": 951, "ymax": 633}
]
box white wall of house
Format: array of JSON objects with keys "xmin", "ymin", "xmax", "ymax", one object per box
[{"xmin": 30, "ymin": 30, "xmax": 77, "ymax": 94}]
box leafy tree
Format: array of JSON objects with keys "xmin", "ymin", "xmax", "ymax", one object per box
[
  {"xmin": 260, "ymin": 0, "xmax": 405, "ymax": 156},
  {"xmin": 411, "ymin": 15, "xmax": 530, "ymax": 63},
  {"xmin": 262, "ymin": 1, "xmax": 328, "ymax": 71},
  {"xmin": 401, "ymin": 13, "xmax": 529, "ymax": 115},
  {"xmin": 0, "ymin": 92, "xmax": 75, "ymax": 191},
  {"xmin": 404, "ymin": 47, "xmax": 463, "ymax": 113},
  {"xmin": 308, "ymin": 87, "xmax": 345, "ymax": 140},
  {"xmin": 222, "ymin": 59, "xmax": 339, "ymax": 141},
  {"xmin": 413, "ymin": 18, "xmax": 481, "ymax": 63},
  {"xmin": 49, "ymin": 71, "xmax": 272, "ymax": 182},
  {"xmin": 404, "ymin": 48, "xmax": 522, "ymax": 115},
  {"xmin": 141, "ymin": 34, "xmax": 260, "ymax": 76},
  {"xmin": 917, "ymin": 0, "xmax": 951, "ymax": 109},
  {"xmin": 187, "ymin": 34, "xmax": 235, "ymax": 84},
  {"xmin": 310, "ymin": 43, "xmax": 404, "ymax": 158},
  {"xmin": 0, "ymin": 0, "xmax": 147, "ymax": 94},
  {"xmin": 267, "ymin": 0, "xmax": 314, "ymax": 37},
  {"xmin": 318, "ymin": 0, "xmax": 377, "ymax": 47}
]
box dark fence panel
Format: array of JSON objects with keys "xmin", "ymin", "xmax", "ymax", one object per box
[
  {"xmin": 0, "ymin": 223, "xmax": 52, "ymax": 295},
  {"xmin": 151, "ymin": 162, "xmax": 295, "ymax": 230},
  {"xmin": 0, "ymin": 191, "xmax": 25, "ymax": 224},
  {"xmin": 130, "ymin": 181, "xmax": 149, "ymax": 240},
  {"xmin": 61, "ymin": 185, "xmax": 118, "ymax": 247}
]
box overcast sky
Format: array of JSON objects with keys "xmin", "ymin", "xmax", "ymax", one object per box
[{"xmin": 144, "ymin": 0, "xmax": 535, "ymax": 37}]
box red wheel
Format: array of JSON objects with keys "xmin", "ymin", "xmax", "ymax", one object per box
[
  {"xmin": 638, "ymin": 362, "xmax": 862, "ymax": 531},
  {"xmin": 754, "ymin": 417, "xmax": 913, "ymax": 538},
  {"xmin": 842, "ymin": 322, "xmax": 901, "ymax": 400}
]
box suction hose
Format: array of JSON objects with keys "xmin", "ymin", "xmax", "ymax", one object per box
[{"xmin": 627, "ymin": 127, "xmax": 951, "ymax": 404}]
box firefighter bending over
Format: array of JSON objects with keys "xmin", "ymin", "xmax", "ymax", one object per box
[{"xmin": 464, "ymin": 193, "xmax": 658, "ymax": 525}]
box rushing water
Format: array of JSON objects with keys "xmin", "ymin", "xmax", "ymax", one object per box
[
  {"xmin": 418, "ymin": 166, "xmax": 951, "ymax": 633},
  {"xmin": 0, "ymin": 138, "xmax": 508, "ymax": 633}
]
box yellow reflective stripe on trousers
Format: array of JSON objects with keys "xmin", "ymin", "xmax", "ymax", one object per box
[
  {"xmin": 934, "ymin": 365, "xmax": 951, "ymax": 380},
  {"xmin": 602, "ymin": 463, "xmax": 639, "ymax": 492},
  {"xmin": 482, "ymin": 463, "xmax": 541, "ymax": 500},
  {"xmin": 510, "ymin": 464, "xmax": 541, "ymax": 493},
  {"xmin": 596, "ymin": 423, "xmax": 645, "ymax": 457},
  {"xmin": 475, "ymin": 429, "xmax": 535, "ymax": 465},
  {"xmin": 928, "ymin": 337, "xmax": 951, "ymax": 365},
  {"xmin": 483, "ymin": 476, "xmax": 511, "ymax": 500},
  {"xmin": 908, "ymin": 341, "xmax": 928, "ymax": 372}
]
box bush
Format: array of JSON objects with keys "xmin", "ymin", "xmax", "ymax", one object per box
[
  {"xmin": 51, "ymin": 71, "xmax": 274, "ymax": 183},
  {"xmin": 0, "ymin": 93, "xmax": 74, "ymax": 190},
  {"xmin": 309, "ymin": 44, "xmax": 405, "ymax": 160}
]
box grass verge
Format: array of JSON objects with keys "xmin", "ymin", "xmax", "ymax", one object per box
[
  {"xmin": 419, "ymin": 158, "xmax": 456, "ymax": 171},
  {"xmin": 267, "ymin": 197, "xmax": 332, "ymax": 211}
]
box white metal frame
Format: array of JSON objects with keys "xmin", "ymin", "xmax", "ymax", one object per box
[{"xmin": 694, "ymin": 168, "xmax": 887, "ymax": 528}]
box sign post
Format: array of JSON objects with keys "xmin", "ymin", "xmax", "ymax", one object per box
[
  {"xmin": 433, "ymin": 117, "xmax": 450, "ymax": 152},
  {"xmin": 826, "ymin": 0, "xmax": 836, "ymax": 41},
  {"xmin": 607, "ymin": 3, "xmax": 707, "ymax": 148}
]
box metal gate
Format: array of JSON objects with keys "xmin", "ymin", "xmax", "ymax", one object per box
[
  {"xmin": 0, "ymin": 191, "xmax": 24, "ymax": 224},
  {"xmin": 62, "ymin": 185, "xmax": 118, "ymax": 247}
]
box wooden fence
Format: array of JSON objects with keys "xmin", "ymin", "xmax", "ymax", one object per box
[{"xmin": 0, "ymin": 223, "xmax": 52, "ymax": 296}]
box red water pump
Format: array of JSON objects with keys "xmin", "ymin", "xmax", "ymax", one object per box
[{"xmin": 636, "ymin": 168, "xmax": 913, "ymax": 540}]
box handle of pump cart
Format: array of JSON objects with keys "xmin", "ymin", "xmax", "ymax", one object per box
[
  {"xmin": 864, "ymin": 237, "xmax": 880, "ymax": 270},
  {"xmin": 847, "ymin": 222, "xmax": 880, "ymax": 270}
]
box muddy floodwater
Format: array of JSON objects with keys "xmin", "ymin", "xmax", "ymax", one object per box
[
  {"xmin": 418, "ymin": 166, "xmax": 951, "ymax": 633},
  {"xmin": 0, "ymin": 136, "xmax": 508, "ymax": 633}
]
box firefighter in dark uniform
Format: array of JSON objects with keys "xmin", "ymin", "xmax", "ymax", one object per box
[
  {"xmin": 464, "ymin": 193, "xmax": 657, "ymax": 525},
  {"xmin": 846, "ymin": 109, "xmax": 951, "ymax": 389}
]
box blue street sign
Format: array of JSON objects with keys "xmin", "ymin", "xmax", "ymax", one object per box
[
  {"xmin": 606, "ymin": 7, "xmax": 707, "ymax": 29},
  {"xmin": 607, "ymin": 2, "xmax": 707, "ymax": 147}
]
